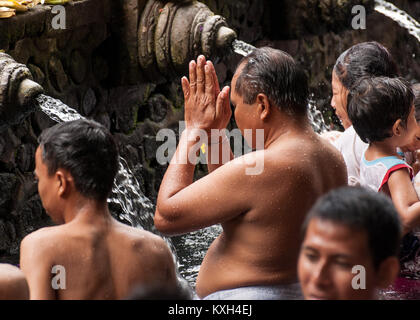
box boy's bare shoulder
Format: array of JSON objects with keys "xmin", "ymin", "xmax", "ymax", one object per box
[
  {"xmin": 0, "ymin": 263, "xmax": 26, "ymax": 280},
  {"xmin": 114, "ymin": 221, "xmax": 172, "ymax": 255},
  {"xmin": 21, "ymin": 225, "xmax": 64, "ymax": 249},
  {"xmin": 0, "ymin": 264, "xmax": 29, "ymax": 300}
]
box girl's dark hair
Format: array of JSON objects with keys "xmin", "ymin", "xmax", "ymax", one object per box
[
  {"xmin": 38, "ymin": 119, "xmax": 119, "ymax": 201},
  {"xmin": 334, "ymin": 41, "xmax": 398, "ymax": 90},
  {"xmin": 347, "ymin": 77, "xmax": 414, "ymax": 144}
]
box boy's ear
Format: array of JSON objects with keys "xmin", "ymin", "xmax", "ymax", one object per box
[
  {"xmin": 392, "ymin": 119, "xmax": 403, "ymax": 136},
  {"xmin": 256, "ymin": 94, "xmax": 271, "ymax": 121},
  {"xmin": 56, "ymin": 170, "xmax": 73, "ymax": 197}
]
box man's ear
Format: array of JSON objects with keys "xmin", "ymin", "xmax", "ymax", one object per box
[
  {"xmin": 256, "ymin": 94, "xmax": 271, "ymax": 121},
  {"xmin": 392, "ymin": 119, "xmax": 403, "ymax": 136},
  {"xmin": 375, "ymin": 256, "xmax": 399, "ymax": 289},
  {"xmin": 56, "ymin": 170, "xmax": 72, "ymax": 197}
]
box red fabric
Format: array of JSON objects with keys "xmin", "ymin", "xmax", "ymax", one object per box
[{"xmin": 378, "ymin": 164, "xmax": 414, "ymax": 191}]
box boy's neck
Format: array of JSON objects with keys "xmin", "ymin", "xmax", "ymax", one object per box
[
  {"xmin": 62, "ymin": 196, "xmax": 111, "ymax": 224},
  {"xmin": 365, "ymin": 140, "xmax": 398, "ymax": 161}
]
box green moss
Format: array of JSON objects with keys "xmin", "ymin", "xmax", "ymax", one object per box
[{"xmin": 142, "ymin": 83, "xmax": 156, "ymax": 103}]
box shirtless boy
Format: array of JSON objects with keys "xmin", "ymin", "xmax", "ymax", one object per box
[
  {"xmin": 20, "ymin": 119, "xmax": 177, "ymax": 299},
  {"xmin": 154, "ymin": 48, "xmax": 347, "ymax": 299}
]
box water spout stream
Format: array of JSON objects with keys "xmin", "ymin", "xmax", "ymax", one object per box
[{"xmin": 374, "ymin": 0, "xmax": 420, "ymax": 42}]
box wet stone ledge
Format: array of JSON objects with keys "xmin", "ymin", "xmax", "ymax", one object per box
[{"xmin": 0, "ymin": 0, "xmax": 112, "ymax": 51}]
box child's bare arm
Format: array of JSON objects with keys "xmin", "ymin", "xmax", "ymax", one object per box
[{"xmin": 387, "ymin": 169, "xmax": 420, "ymax": 234}]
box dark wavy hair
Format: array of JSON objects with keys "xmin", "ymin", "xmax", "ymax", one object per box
[
  {"xmin": 38, "ymin": 119, "xmax": 119, "ymax": 201},
  {"xmin": 235, "ymin": 47, "xmax": 309, "ymax": 116},
  {"xmin": 334, "ymin": 41, "xmax": 398, "ymax": 90},
  {"xmin": 347, "ymin": 77, "xmax": 414, "ymax": 144}
]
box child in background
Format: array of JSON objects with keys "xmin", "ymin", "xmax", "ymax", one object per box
[{"xmin": 348, "ymin": 77, "xmax": 419, "ymax": 235}]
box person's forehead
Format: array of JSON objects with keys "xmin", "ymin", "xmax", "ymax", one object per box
[
  {"xmin": 35, "ymin": 146, "xmax": 44, "ymax": 168},
  {"xmin": 304, "ymin": 218, "xmax": 370, "ymax": 256},
  {"xmin": 231, "ymin": 63, "xmax": 246, "ymax": 100}
]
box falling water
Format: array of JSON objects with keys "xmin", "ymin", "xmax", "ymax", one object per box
[
  {"xmin": 232, "ymin": 39, "xmax": 256, "ymax": 57},
  {"xmin": 374, "ymin": 0, "xmax": 420, "ymax": 42}
]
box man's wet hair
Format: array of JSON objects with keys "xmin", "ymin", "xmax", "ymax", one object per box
[
  {"xmin": 412, "ymin": 83, "xmax": 420, "ymax": 122},
  {"xmin": 302, "ymin": 186, "xmax": 401, "ymax": 270},
  {"xmin": 347, "ymin": 77, "xmax": 414, "ymax": 144},
  {"xmin": 235, "ymin": 47, "xmax": 309, "ymax": 116},
  {"xmin": 38, "ymin": 119, "xmax": 119, "ymax": 201},
  {"xmin": 334, "ymin": 41, "xmax": 398, "ymax": 90}
]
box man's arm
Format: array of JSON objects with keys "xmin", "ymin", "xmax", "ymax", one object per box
[
  {"xmin": 155, "ymin": 144, "xmax": 256, "ymax": 235},
  {"xmin": 387, "ymin": 169, "xmax": 420, "ymax": 234},
  {"xmin": 20, "ymin": 233, "xmax": 55, "ymax": 300},
  {"xmin": 155, "ymin": 55, "xmax": 252, "ymax": 235}
]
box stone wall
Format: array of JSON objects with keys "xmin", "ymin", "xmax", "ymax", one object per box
[{"xmin": 0, "ymin": 0, "xmax": 419, "ymax": 263}]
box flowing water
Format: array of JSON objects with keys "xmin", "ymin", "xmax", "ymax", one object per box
[
  {"xmin": 374, "ymin": 0, "xmax": 420, "ymax": 42},
  {"xmin": 232, "ymin": 39, "xmax": 256, "ymax": 57}
]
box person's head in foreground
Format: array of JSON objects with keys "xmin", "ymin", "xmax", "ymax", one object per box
[
  {"xmin": 298, "ymin": 186, "xmax": 401, "ymax": 300},
  {"xmin": 347, "ymin": 77, "xmax": 416, "ymax": 148},
  {"xmin": 332, "ymin": 41, "xmax": 398, "ymax": 129},
  {"xmin": 0, "ymin": 264, "xmax": 29, "ymax": 300},
  {"xmin": 35, "ymin": 118, "xmax": 119, "ymax": 223},
  {"xmin": 231, "ymin": 46, "xmax": 309, "ymax": 148}
]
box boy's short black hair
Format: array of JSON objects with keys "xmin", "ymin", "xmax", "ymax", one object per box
[
  {"xmin": 347, "ymin": 77, "xmax": 414, "ymax": 144},
  {"xmin": 38, "ymin": 119, "xmax": 119, "ymax": 201},
  {"xmin": 334, "ymin": 41, "xmax": 398, "ymax": 90},
  {"xmin": 235, "ymin": 47, "xmax": 309, "ymax": 116},
  {"xmin": 412, "ymin": 83, "xmax": 420, "ymax": 122},
  {"xmin": 302, "ymin": 186, "xmax": 401, "ymax": 270}
]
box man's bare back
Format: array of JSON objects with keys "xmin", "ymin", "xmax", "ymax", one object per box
[
  {"xmin": 155, "ymin": 50, "xmax": 346, "ymax": 299},
  {"xmin": 195, "ymin": 129, "xmax": 346, "ymax": 297},
  {"xmin": 20, "ymin": 215, "xmax": 177, "ymax": 300}
]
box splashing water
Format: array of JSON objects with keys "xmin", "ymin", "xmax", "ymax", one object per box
[
  {"xmin": 232, "ymin": 39, "xmax": 256, "ymax": 57},
  {"xmin": 374, "ymin": 0, "xmax": 420, "ymax": 42},
  {"xmin": 308, "ymin": 97, "xmax": 328, "ymax": 134}
]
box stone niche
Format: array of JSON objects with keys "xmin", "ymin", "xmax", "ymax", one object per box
[{"xmin": 0, "ymin": 0, "xmax": 419, "ymax": 263}]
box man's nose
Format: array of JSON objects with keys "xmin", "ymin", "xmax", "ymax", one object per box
[
  {"xmin": 312, "ymin": 260, "xmax": 332, "ymax": 288},
  {"xmin": 330, "ymin": 97, "xmax": 336, "ymax": 109}
]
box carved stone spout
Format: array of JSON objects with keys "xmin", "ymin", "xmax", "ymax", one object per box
[
  {"xmin": 138, "ymin": 0, "xmax": 237, "ymax": 82},
  {"xmin": 0, "ymin": 53, "xmax": 44, "ymax": 130}
]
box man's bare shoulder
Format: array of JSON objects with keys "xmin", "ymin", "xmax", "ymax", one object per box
[
  {"xmin": 113, "ymin": 221, "xmax": 172, "ymax": 255},
  {"xmin": 0, "ymin": 264, "xmax": 29, "ymax": 300}
]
